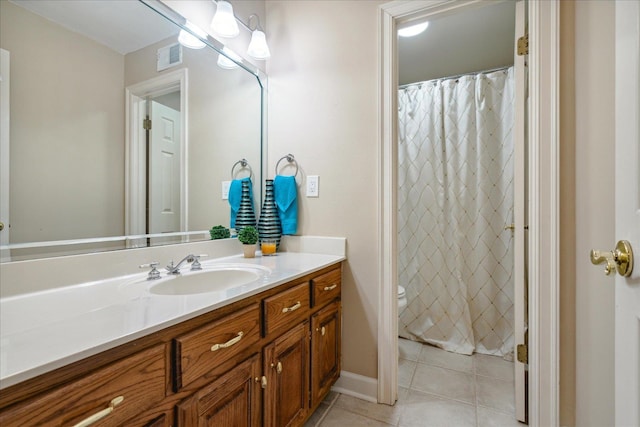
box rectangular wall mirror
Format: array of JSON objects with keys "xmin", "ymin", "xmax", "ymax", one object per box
[{"xmin": 0, "ymin": 0, "xmax": 265, "ymax": 261}]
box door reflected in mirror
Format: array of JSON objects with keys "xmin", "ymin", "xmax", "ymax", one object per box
[{"xmin": 0, "ymin": 0, "xmax": 264, "ymax": 261}]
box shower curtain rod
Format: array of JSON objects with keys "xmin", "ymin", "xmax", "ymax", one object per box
[{"xmin": 398, "ymin": 65, "xmax": 512, "ymax": 89}]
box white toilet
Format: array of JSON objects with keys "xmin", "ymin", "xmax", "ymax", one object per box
[{"xmin": 398, "ymin": 285, "xmax": 408, "ymax": 310}]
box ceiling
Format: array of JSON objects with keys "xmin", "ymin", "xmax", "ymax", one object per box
[
  {"xmin": 9, "ymin": 0, "xmax": 177, "ymax": 55},
  {"xmin": 398, "ymin": 1, "xmax": 517, "ymax": 85}
]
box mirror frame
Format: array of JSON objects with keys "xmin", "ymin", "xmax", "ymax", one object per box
[{"xmin": 0, "ymin": 0, "xmax": 267, "ymax": 259}]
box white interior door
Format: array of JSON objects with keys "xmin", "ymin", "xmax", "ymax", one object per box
[
  {"xmin": 615, "ymin": 1, "xmax": 640, "ymax": 424},
  {"xmin": 0, "ymin": 48, "xmax": 10, "ymax": 261},
  {"xmin": 149, "ymin": 100, "xmax": 181, "ymax": 234}
]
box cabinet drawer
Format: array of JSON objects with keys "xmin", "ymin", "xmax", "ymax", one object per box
[
  {"xmin": 263, "ymin": 282, "xmax": 310, "ymax": 336},
  {"xmin": 311, "ymin": 266, "xmax": 341, "ymax": 308},
  {"xmin": 0, "ymin": 344, "xmax": 166, "ymax": 427},
  {"xmin": 174, "ymin": 303, "xmax": 261, "ymax": 389}
]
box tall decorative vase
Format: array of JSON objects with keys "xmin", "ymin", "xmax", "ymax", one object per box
[
  {"xmin": 235, "ymin": 180, "xmax": 256, "ymax": 232},
  {"xmin": 258, "ymin": 179, "xmax": 282, "ymax": 249}
]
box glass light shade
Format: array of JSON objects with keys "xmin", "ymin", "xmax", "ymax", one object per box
[
  {"xmin": 210, "ymin": 1, "xmax": 239, "ymax": 38},
  {"xmin": 398, "ymin": 21, "xmax": 429, "ymax": 38},
  {"xmin": 247, "ymin": 29, "xmax": 271, "ymax": 60},
  {"xmin": 178, "ymin": 22, "xmax": 207, "ymax": 49},
  {"xmin": 217, "ymin": 47, "xmax": 242, "ymax": 69}
]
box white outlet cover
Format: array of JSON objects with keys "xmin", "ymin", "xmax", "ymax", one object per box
[{"xmin": 307, "ymin": 175, "xmax": 319, "ymax": 197}]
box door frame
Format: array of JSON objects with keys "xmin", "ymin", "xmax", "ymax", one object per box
[
  {"xmin": 125, "ymin": 69, "xmax": 188, "ymax": 244},
  {"xmin": 377, "ymin": 1, "xmax": 560, "ymax": 425},
  {"xmin": 0, "ymin": 48, "xmax": 10, "ymax": 261}
]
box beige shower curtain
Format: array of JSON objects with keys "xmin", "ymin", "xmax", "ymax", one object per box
[{"xmin": 397, "ymin": 68, "xmax": 515, "ymax": 356}]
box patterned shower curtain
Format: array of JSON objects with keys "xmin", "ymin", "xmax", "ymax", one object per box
[{"xmin": 397, "ymin": 68, "xmax": 515, "ymax": 357}]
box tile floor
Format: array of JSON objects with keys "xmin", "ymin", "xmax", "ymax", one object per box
[{"xmin": 305, "ymin": 338, "xmax": 523, "ymax": 427}]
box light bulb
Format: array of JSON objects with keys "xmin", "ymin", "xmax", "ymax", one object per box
[
  {"xmin": 178, "ymin": 22, "xmax": 207, "ymax": 49},
  {"xmin": 247, "ymin": 29, "xmax": 271, "ymax": 60},
  {"xmin": 398, "ymin": 22, "xmax": 429, "ymax": 38},
  {"xmin": 211, "ymin": 1, "xmax": 239, "ymax": 38},
  {"xmin": 217, "ymin": 47, "xmax": 242, "ymax": 69}
]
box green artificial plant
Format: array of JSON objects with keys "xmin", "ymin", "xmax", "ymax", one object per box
[
  {"xmin": 237, "ymin": 226, "xmax": 259, "ymax": 245},
  {"xmin": 209, "ymin": 225, "xmax": 230, "ymax": 240}
]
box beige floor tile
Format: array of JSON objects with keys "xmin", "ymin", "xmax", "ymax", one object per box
[
  {"xmin": 397, "ymin": 389, "xmax": 476, "ymax": 427},
  {"xmin": 399, "ymin": 338, "xmax": 423, "ymax": 361},
  {"xmin": 417, "ymin": 344, "xmax": 474, "ymax": 374},
  {"xmin": 334, "ymin": 393, "xmax": 402, "ymax": 426},
  {"xmin": 305, "ymin": 403, "xmax": 330, "ymax": 427},
  {"xmin": 476, "ymin": 406, "xmax": 522, "ymax": 427},
  {"xmin": 318, "ymin": 406, "xmax": 395, "ymax": 427},
  {"xmin": 411, "ymin": 363, "xmax": 475, "ymax": 404},
  {"xmin": 398, "ymin": 358, "xmax": 417, "ymax": 389},
  {"xmin": 475, "ymin": 353, "xmax": 514, "ymax": 381},
  {"xmin": 476, "ymin": 375, "xmax": 515, "ymax": 415}
]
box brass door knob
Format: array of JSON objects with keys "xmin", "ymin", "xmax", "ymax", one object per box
[
  {"xmin": 0, "ymin": 221, "xmax": 3, "ymax": 231},
  {"xmin": 590, "ymin": 240, "xmax": 634, "ymax": 277}
]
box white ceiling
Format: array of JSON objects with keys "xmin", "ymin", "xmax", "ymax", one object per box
[
  {"xmin": 398, "ymin": 1, "xmax": 517, "ymax": 85},
  {"xmin": 9, "ymin": 0, "xmax": 177, "ymax": 55}
]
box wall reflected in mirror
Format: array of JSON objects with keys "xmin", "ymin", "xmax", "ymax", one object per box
[{"xmin": 0, "ymin": 0, "xmax": 263, "ymax": 261}]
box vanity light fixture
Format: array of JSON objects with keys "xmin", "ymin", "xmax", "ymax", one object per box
[
  {"xmin": 178, "ymin": 21, "xmax": 208, "ymax": 49},
  {"xmin": 398, "ymin": 21, "xmax": 429, "ymax": 37},
  {"xmin": 211, "ymin": 0, "xmax": 240, "ymax": 38},
  {"xmin": 217, "ymin": 47, "xmax": 242, "ymax": 69},
  {"xmin": 211, "ymin": 1, "xmax": 272, "ymax": 67}
]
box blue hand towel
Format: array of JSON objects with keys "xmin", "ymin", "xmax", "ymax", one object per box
[
  {"xmin": 274, "ymin": 175, "xmax": 298, "ymax": 235},
  {"xmin": 229, "ymin": 177, "xmax": 253, "ymax": 229}
]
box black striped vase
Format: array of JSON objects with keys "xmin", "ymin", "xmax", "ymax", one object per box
[
  {"xmin": 258, "ymin": 179, "xmax": 282, "ymax": 249},
  {"xmin": 235, "ymin": 180, "xmax": 256, "ymax": 232}
]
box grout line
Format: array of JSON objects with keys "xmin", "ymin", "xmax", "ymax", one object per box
[{"xmin": 313, "ymin": 392, "xmax": 340, "ymax": 427}]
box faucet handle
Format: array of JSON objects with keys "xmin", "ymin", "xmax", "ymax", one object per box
[
  {"xmin": 191, "ymin": 254, "xmax": 208, "ymax": 271},
  {"xmin": 139, "ymin": 262, "xmax": 161, "ymax": 280}
]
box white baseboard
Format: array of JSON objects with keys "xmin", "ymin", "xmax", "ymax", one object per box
[{"xmin": 331, "ymin": 370, "xmax": 378, "ymax": 403}]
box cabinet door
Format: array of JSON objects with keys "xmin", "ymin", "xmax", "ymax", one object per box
[
  {"xmin": 176, "ymin": 354, "xmax": 261, "ymax": 427},
  {"xmin": 311, "ymin": 301, "xmax": 341, "ymax": 407},
  {"xmin": 263, "ymin": 322, "xmax": 310, "ymax": 427}
]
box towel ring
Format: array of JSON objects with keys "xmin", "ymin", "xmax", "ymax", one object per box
[
  {"xmin": 275, "ymin": 154, "xmax": 299, "ymax": 177},
  {"xmin": 231, "ymin": 159, "xmax": 253, "ymax": 180}
]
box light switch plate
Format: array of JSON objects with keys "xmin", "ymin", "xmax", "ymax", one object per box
[
  {"xmin": 222, "ymin": 181, "xmax": 231, "ymax": 200},
  {"xmin": 306, "ymin": 175, "xmax": 319, "ymax": 197}
]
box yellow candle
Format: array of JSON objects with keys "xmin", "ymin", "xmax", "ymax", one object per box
[{"xmin": 261, "ymin": 242, "xmax": 277, "ymax": 255}]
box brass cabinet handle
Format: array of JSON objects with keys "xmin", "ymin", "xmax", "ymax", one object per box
[
  {"xmin": 323, "ymin": 284, "xmax": 337, "ymax": 291},
  {"xmin": 73, "ymin": 396, "xmax": 124, "ymax": 427},
  {"xmin": 255, "ymin": 376, "xmax": 267, "ymax": 389},
  {"xmin": 590, "ymin": 240, "xmax": 634, "ymax": 277},
  {"xmin": 211, "ymin": 331, "xmax": 244, "ymax": 352},
  {"xmin": 276, "ymin": 361, "xmax": 283, "ymax": 374},
  {"xmin": 282, "ymin": 301, "xmax": 301, "ymax": 313},
  {"xmin": 321, "ymin": 326, "xmax": 326, "ymax": 336}
]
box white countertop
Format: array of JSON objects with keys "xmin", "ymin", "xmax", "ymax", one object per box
[{"xmin": 0, "ymin": 251, "xmax": 345, "ymax": 389}]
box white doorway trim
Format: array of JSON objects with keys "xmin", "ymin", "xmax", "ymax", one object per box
[
  {"xmin": 125, "ymin": 69, "xmax": 188, "ymax": 243},
  {"xmin": 377, "ymin": 1, "xmax": 560, "ymax": 425}
]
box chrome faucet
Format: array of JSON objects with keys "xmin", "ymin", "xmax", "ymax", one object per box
[{"xmin": 166, "ymin": 254, "xmax": 207, "ymax": 274}]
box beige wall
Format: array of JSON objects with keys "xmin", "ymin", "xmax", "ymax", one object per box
[
  {"xmin": 266, "ymin": 0, "xmax": 385, "ymax": 378},
  {"xmin": 1, "ymin": 1, "xmax": 125, "ymax": 243}
]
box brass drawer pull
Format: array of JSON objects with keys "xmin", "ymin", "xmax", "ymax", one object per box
[
  {"xmin": 282, "ymin": 301, "xmax": 301, "ymax": 313},
  {"xmin": 211, "ymin": 331, "xmax": 244, "ymax": 352},
  {"xmin": 277, "ymin": 361, "xmax": 283, "ymax": 374},
  {"xmin": 73, "ymin": 396, "xmax": 124, "ymax": 427},
  {"xmin": 323, "ymin": 284, "xmax": 337, "ymax": 291}
]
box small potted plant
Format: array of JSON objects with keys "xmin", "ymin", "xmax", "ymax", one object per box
[
  {"xmin": 209, "ymin": 225, "xmax": 230, "ymax": 240},
  {"xmin": 238, "ymin": 226, "xmax": 259, "ymax": 258}
]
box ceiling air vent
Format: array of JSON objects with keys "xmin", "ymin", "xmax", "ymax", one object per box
[{"xmin": 157, "ymin": 43, "xmax": 182, "ymax": 72}]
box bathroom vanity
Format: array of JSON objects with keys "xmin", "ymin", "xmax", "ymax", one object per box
[{"xmin": 0, "ymin": 250, "xmax": 343, "ymax": 426}]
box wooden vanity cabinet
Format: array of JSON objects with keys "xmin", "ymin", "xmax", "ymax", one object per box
[{"xmin": 0, "ymin": 262, "xmax": 342, "ymax": 427}]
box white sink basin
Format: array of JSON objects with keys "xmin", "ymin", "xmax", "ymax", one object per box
[{"xmin": 150, "ymin": 268, "xmax": 262, "ymax": 295}]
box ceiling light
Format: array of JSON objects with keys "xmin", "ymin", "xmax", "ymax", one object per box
[
  {"xmin": 247, "ymin": 29, "xmax": 271, "ymax": 60},
  {"xmin": 217, "ymin": 47, "xmax": 242, "ymax": 69},
  {"xmin": 178, "ymin": 21, "xmax": 208, "ymax": 49},
  {"xmin": 398, "ymin": 22, "xmax": 429, "ymax": 38},
  {"xmin": 211, "ymin": 1, "xmax": 240, "ymax": 38}
]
